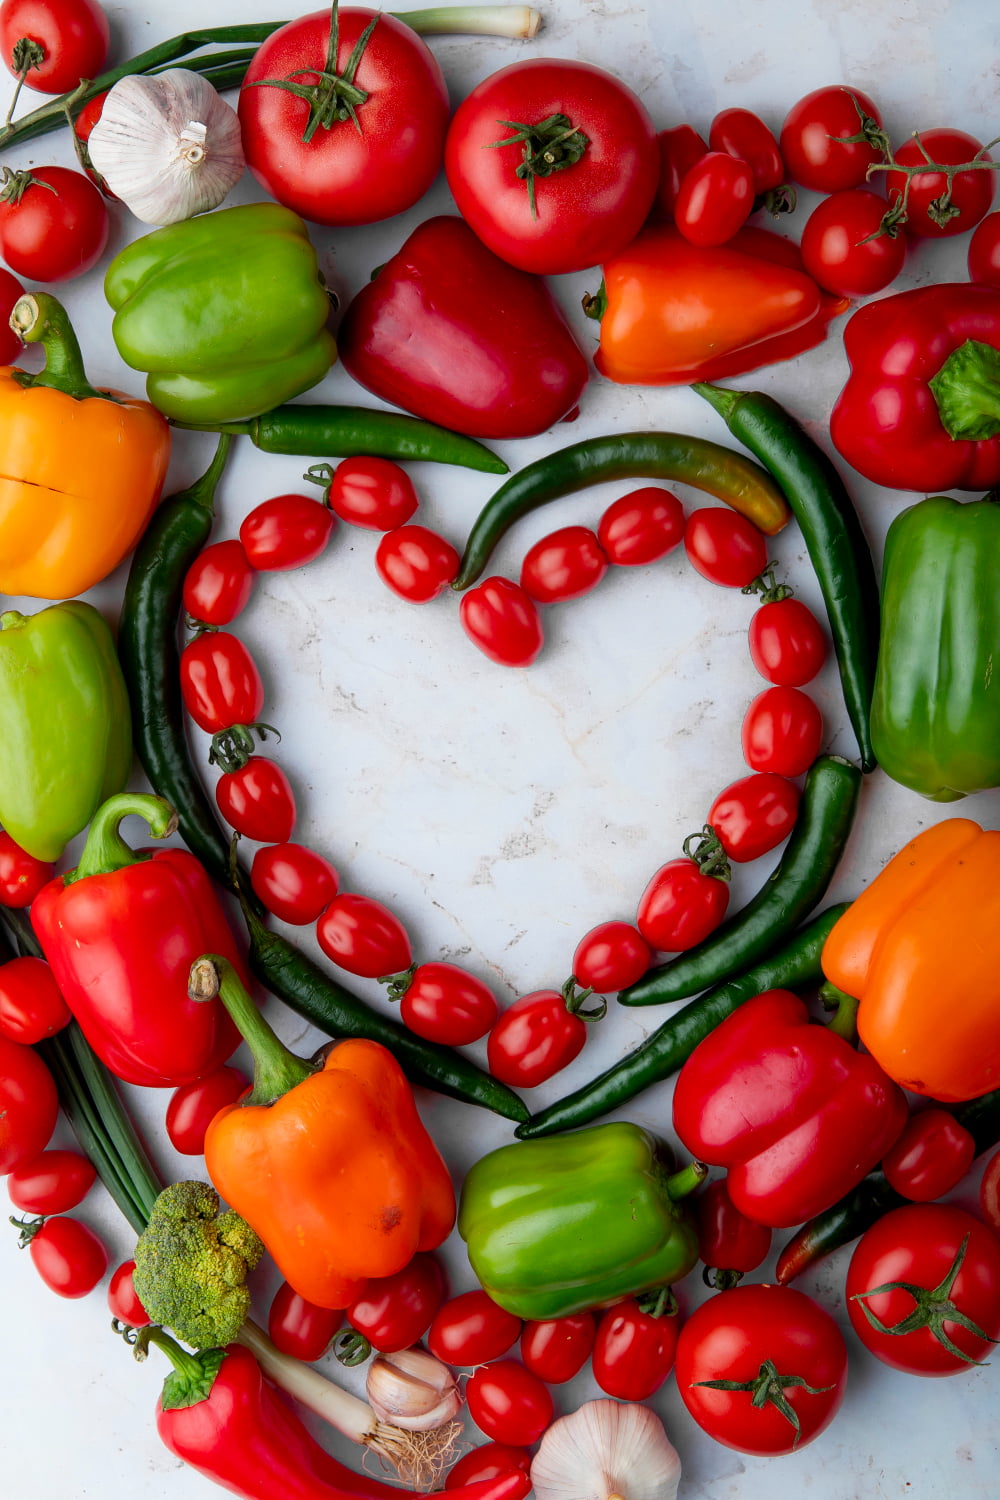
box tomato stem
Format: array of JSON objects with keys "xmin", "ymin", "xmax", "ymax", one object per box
[
  {"xmin": 244, "ymin": 1, "xmax": 379, "ymax": 144},
  {"xmin": 850, "ymin": 1232, "xmax": 997, "ymax": 1365},
  {"xmin": 693, "ymin": 1357, "xmax": 835, "ymax": 1445},
  {"xmin": 486, "ymin": 113, "xmax": 590, "ymax": 220}
]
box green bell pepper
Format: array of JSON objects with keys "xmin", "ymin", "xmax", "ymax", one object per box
[
  {"xmin": 104, "ymin": 203, "xmax": 337, "ymax": 424},
  {"xmin": 457, "ymin": 1121, "xmax": 704, "ymax": 1319},
  {"xmin": 871, "ymin": 494, "xmax": 1000, "ymax": 801},
  {"xmin": 0, "ymin": 603, "xmax": 133, "ymax": 861}
]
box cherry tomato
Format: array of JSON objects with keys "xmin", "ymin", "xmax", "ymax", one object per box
[
  {"xmin": 375, "ymin": 525, "xmax": 460, "ymax": 603},
  {"xmin": 708, "ymin": 773, "xmax": 799, "ymax": 863},
  {"xmin": 179, "ymin": 631, "xmax": 265, "ymax": 734},
  {"xmin": 487, "ymin": 990, "xmax": 590, "ymax": 1088},
  {"xmin": 182, "ymin": 540, "xmax": 256, "ymax": 627},
  {"xmin": 684, "ymin": 508, "xmax": 768, "ymax": 588},
  {"xmin": 165, "ymin": 1066, "xmax": 250, "ymax": 1157},
  {"xmin": 675, "ymin": 1283, "xmax": 847, "ymax": 1454},
  {"xmin": 107, "ymin": 1259, "xmax": 150, "ymax": 1327},
  {"xmin": 459, "ymin": 577, "xmax": 544, "ymax": 668},
  {"xmin": 741, "ymin": 685, "xmax": 824, "ymax": 777},
  {"xmin": 968, "ymin": 210, "xmax": 1000, "ymax": 287},
  {"xmin": 427, "ymin": 1290, "xmax": 523, "ymax": 1367},
  {"xmin": 396, "ymin": 962, "xmax": 498, "ymax": 1047},
  {"xmin": 0, "ymin": 1036, "xmax": 57, "ymax": 1173},
  {"xmin": 238, "ymin": 494, "xmax": 335, "ymax": 571},
  {"xmin": 347, "ymin": 1251, "xmax": 446, "ymax": 1353},
  {"xmin": 800, "ymin": 189, "xmax": 907, "ymax": 297},
  {"xmin": 268, "ymin": 1280, "xmax": 342, "ymax": 1362},
  {"xmin": 0, "ymin": 264, "xmax": 24, "ymax": 363},
  {"xmin": 519, "ymin": 526, "xmax": 608, "ymax": 604},
  {"xmin": 0, "ymin": 832, "xmax": 52, "ymax": 910},
  {"xmin": 239, "ymin": 9, "xmax": 449, "ymax": 227},
  {"xmin": 0, "ymin": 0, "xmax": 109, "ymax": 94},
  {"xmin": 709, "ymin": 107, "xmax": 784, "ymax": 195},
  {"xmin": 694, "ymin": 1178, "xmax": 772, "ymax": 1288},
  {"xmin": 636, "ymin": 856, "xmax": 730, "ymax": 953},
  {"xmin": 215, "ymin": 757, "xmax": 297, "ymax": 843},
  {"xmin": 779, "ymin": 85, "xmax": 885, "ymax": 193},
  {"xmin": 592, "ymin": 1294, "xmax": 680, "ymax": 1400},
  {"xmin": 881, "ymin": 1109, "xmax": 977, "ymax": 1203},
  {"xmin": 0, "ymin": 164, "xmax": 107, "ymax": 282},
  {"xmin": 328, "ymin": 456, "xmax": 420, "ymax": 531},
  {"xmin": 71, "ymin": 85, "xmax": 112, "ymax": 194},
  {"xmin": 982, "ymin": 1148, "xmax": 1000, "ymax": 1236},
  {"xmin": 571, "ymin": 921, "xmax": 651, "ymax": 993},
  {"xmin": 22, "ymin": 1213, "xmax": 107, "ymax": 1298},
  {"xmin": 748, "ymin": 596, "xmax": 827, "ymax": 686},
  {"xmin": 597, "ymin": 487, "xmax": 685, "ymax": 566},
  {"xmin": 445, "ymin": 1443, "xmax": 532, "ymax": 1491},
  {"xmin": 520, "ymin": 1312, "xmax": 595, "ymax": 1384},
  {"xmin": 847, "ymin": 1204, "xmax": 1000, "ymax": 1375},
  {"xmin": 885, "ymin": 128, "xmax": 994, "ymax": 239},
  {"xmin": 7, "ymin": 1149, "xmax": 95, "ymax": 1214},
  {"xmin": 250, "ymin": 842, "xmax": 339, "ymax": 926},
  {"xmin": 0, "ymin": 955, "xmax": 70, "ymax": 1043},
  {"xmin": 316, "ymin": 892, "xmax": 412, "ymax": 979},
  {"xmin": 652, "ymin": 123, "xmax": 707, "ymax": 217},
  {"xmin": 674, "ymin": 151, "xmax": 756, "ymax": 247},
  {"xmin": 465, "ymin": 1359, "xmax": 554, "ymax": 1446}
]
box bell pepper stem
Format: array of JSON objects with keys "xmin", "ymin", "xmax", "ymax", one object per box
[
  {"xmin": 188, "ymin": 954, "xmax": 315, "ymax": 1105},
  {"xmin": 66, "ymin": 793, "xmax": 179, "ymax": 885},
  {"xmin": 666, "ymin": 1160, "xmax": 708, "ymax": 1201},
  {"xmin": 9, "ymin": 293, "xmax": 108, "ymax": 401},
  {"xmin": 820, "ymin": 982, "xmax": 861, "ymax": 1044},
  {"xmin": 928, "ymin": 339, "xmax": 1000, "ymax": 442}
]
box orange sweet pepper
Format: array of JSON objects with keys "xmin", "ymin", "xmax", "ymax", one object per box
[
  {"xmin": 192, "ymin": 956, "xmax": 455, "ymax": 1310},
  {"xmin": 822, "ymin": 819, "xmax": 1000, "ymax": 1103},
  {"xmin": 0, "ymin": 292, "xmax": 170, "ymax": 600}
]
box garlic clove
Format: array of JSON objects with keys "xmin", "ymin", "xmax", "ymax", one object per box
[
  {"xmin": 366, "ymin": 1347, "xmax": 463, "ymax": 1433},
  {"xmin": 530, "ymin": 1398, "xmax": 682, "ymax": 1500}
]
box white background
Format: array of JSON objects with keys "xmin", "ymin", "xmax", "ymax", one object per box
[{"xmin": 2, "ymin": 0, "xmax": 1000, "ymax": 1496}]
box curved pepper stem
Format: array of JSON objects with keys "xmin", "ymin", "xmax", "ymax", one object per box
[
  {"xmin": 665, "ymin": 1160, "xmax": 708, "ymax": 1201},
  {"xmin": 820, "ymin": 981, "xmax": 861, "ymax": 1045},
  {"xmin": 122, "ymin": 1323, "xmax": 227, "ymax": 1410},
  {"xmin": 10, "ymin": 292, "xmax": 110, "ymax": 402},
  {"xmin": 66, "ymin": 793, "xmax": 179, "ymax": 886},
  {"xmin": 188, "ymin": 954, "xmax": 315, "ymax": 1107}
]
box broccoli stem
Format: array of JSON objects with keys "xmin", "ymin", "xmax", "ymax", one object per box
[{"xmin": 188, "ymin": 955, "xmax": 315, "ymax": 1105}]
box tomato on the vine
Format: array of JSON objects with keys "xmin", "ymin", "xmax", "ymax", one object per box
[
  {"xmin": 709, "ymin": 107, "xmax": 784, "ymax": 194},
  {"xmin": 7, "ymin": 1150, "xmax": 96, "ymax": 1214},
  {"xmin": 268, "ymin": 1280, "xmax": 342, "ymax": 1362},
  {"xmin": 0, "ymin": 1036, "xmax": 57, "ymax": 1172},
  {"xmin": 636, "ymin": 856, "xmax": 731, "ymax": 953},
  {"xmin": 179, "ymin": 631, "xmax": 265, "ymax": 734},
  {"xmin": 19, "ymin": 1214, "xmax": 107, "ymax": 1298},
  {"xmin": 107, "ymin": 1259, "xmax": 150, "ymax": 1328},
  {"xmin": 488, "ymin": 987, "xmax": 598, "ymax": 1088},
  {"xmin": 684, "ymin": 508, "xmax": 768, "ymax": 588},
  {"xmin": 881, "ymin": 1108, "xmax": 976, "ymax": 1203},
  {"xmin": 0, "ymin": 165, "xmax": 107, "ymax": 282},
  {"xmin": 165, "ymin": 1066, "xmax": 250, "ymax": 1157},
  {"xmin": 328, "ymin": 456, "xmax": 419, "ymax": 531},
  {"xmin": 592, "ymin": 1293, "xmax": 680, "ymax": 1400},
  {"xmin": 215, "ymin": 756, "xmax": 297, "ymax": 843},
  {"xmin": 748, "ymin": 596, "xmax": 826, "ymax": 685},
  {"xmin": 520, "ymin": 1312, "xmax": 595, "ymax": 1384},
  {"xmin": 346, "ymin": 1252, "xmax": 446, "ymax": 1353},
  {"xmin": 800, "ymin": 189, "xmax": 907, "ymax": 298},
  {"xmin": 393, "ymin": 962, "xmax": 498, "ymax": 1047},
  {"xmin": 445, "ymin": 1444, "xmax": 532, "ymax": 1491},
  {"xmin": 0, "ymin": 955, "xmax": 70, "ymax": 1043},
  {"xmin": 250, "ymin": 842, "xmax": 339, "ymax": 926},
  {"xmin": 597, "ymin": 487, "xmax": 685, "ymax": 566},
  {"xmin": 465, "ymin": 1359, "xmax": 554, "ymax": 1446},
  {"xmin": 708, "ymin": 773, "xmax": 800, "ymax": 863},
  {"xmin": 182, "ymin": 540, "xmax": 255, "ymax": 627},
  {"xmin": 741, "ymin": 685, "xmax": 824, "ymax": 778},
  {"xmin": 674, "ymin": 152, "xmax": 755, "ymax": 247},
  {"xmin": 238, "ymin": 494, "xmax": 336, "ymax": 571},
  {"xmin": 884, "ymin": 128, "xmax": 995, "ymax": 238},
  {"xmin": 519, "ymin": 526, "xmax": 608, "ymax": 604},
  {"xmin": 459, "ymin": 577, "xmax": 544, "ymax": 668},
  {"xmin": 968, "ymin": 211, "xmax": 1000, "ymax": 287},
  {"xmin": 375, "ymin": 525, "xmax": 459, "ymax": 603},
  {"xmin": 0, "ymin": 0, "xmax": 109, "ymax": 95},
  {"xmin": 779, "ymin": 85, "xmax": 885, "ymax": 193},
  {"xmin": 427, "ymin": 1290, "xmax": 522, "ymax": 1367},
  {"xmin": 571, "ymin": 921, "xmax": 651, "ymax": 993},
  {"xmin": 316, "ymin": 891, "xmax": 412, "ymax": 979}
]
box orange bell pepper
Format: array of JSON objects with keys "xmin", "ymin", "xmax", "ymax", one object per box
[
  {"xmin": 0, "ymin": 292, "xmax": 170, "ymax": 600},
  {"xmin": 192, "ymin": 956, "xmax": 455, "ymax": 1309},
  {"xmin": 822, "ymin": 819, "xmax": 1000, "ymax": 1103}
]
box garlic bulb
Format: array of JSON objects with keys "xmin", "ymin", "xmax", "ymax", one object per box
[
  {"xmin": 88, "ymin": 69, "xmax": 245, "ymax": 225},
  {"xmin": 530, "ymin": 1399, "xmax": 682, "ymax": 1500},
  {"xmin": 366, "ymin": 1347, "xmax": 463, "ymax": 1432}
]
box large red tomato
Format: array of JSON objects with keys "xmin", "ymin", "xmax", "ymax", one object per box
[{"xmin": 238, "ymin": 8, "xmax": 449, "ymax": 226}]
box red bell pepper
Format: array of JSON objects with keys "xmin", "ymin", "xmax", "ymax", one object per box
[
  {"xmin": 32, "ymin": 793, "xmax": 243, "ymax": 1088},
  {"xmin": 829, "ymin": 282, "xmax": 1000, "ymax": 491},
  {"xmin": 337, "ymin": 215, "xmax": 589, "ymax": 440},
  {"xmin": 672, "ymin": 988, "xmax": 908, "ymax": 1227}
]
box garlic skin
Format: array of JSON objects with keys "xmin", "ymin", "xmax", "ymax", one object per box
[
  {"xmin": 530, "ymin": 1399, "xmax": 682, "ymax": 1500},
  {"xmin": 88, "ymin": 69, "xmax": 245, "ymax": 225},
  {"xmin": 366, "ymin": 1347, "xmax": 463, "ymax": 1433}
]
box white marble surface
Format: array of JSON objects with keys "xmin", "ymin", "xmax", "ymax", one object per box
[{"xmin": 2, "ymin": 0, "xmax": 1000, "ymax": 1496}]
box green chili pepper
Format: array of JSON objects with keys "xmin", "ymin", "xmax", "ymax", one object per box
[
  {"xmin": 620, "ymin": 755, "xmax": 861, "ymax": 1007},
  {"xmin": 693, "ymin": 382, "xmax": 879, "ymax": 773}
]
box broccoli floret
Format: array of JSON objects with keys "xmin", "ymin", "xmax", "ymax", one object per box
[{"xmin": 133, "ymin": 1181, "xmax": 265, "ymax": 1349}]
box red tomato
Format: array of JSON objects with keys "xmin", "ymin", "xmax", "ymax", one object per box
[
  {"xmin": 22, "ymin": 1214, "xmax": 107, "ymax": 1298},
  {"xmin": 0, "ymin": 164, "xmax": 107, "ymax": 282},
  {"xmin": 748, "ymin": 597, "xmax": 827, "ymax": 686},
  {"xmin": 316, "ymin": 892, "xmax": 412, "ymax": 979},
  {"xmin": 741, "ymin": 686, "xmax": 824, "ymax": 777},
  {"xmin": 779, "ymin": 85, "xmax": 885, "ymax": 193},
  {"xmin": 328, "ymin": 456, "xmax": 419, "ymax": 531},
  {"xmin": 885, "ymin": 128, "xmax": 994, "ymax": 238},
  {"xmin": 445, "ymin": 1444, "xmax": 532, "ymax": 1491},
  {"xmin": 674, "ymin": 152, "xmax": 756, "ymax": 247},
  {"xmin": 0, "ymin": 955, "xmax": 70, "ymax": 1043},
  {"xmin": 238, "ymin": 494, "xmax": 335, "ymax": 571},
  {"xmin": 694, "ymin": 1178, "xmax": 772, "ymax": 1287},
  {"xmin": 709, "ymin": 107, "xmax": 784, "ymax": 194},
  {"xmin": 0, "ymin": 1036, "xmax": 57, "ymax": 1172},
  {"xmin": 250, "ymin": 842, "xmax": 339, "ymax": 926},
  {"xmin": 571, "ymin": 921, "xmax": 651, "ymax": 993},
  {"xmin": 459, "ymin": 577, "xmax": 544, "ymax": 668},
  {"xmin": 465, "ymin": 1359, "xmax": 554, "ymax": 1446},
  {"xmin": 445, "ymin": 57, "xmax": 659, "ymax": 275},
  {"xmin": 676, "ymin": 1284, "xmax": 847, "ymax": 1454},
  {"xmin": 107, "ymin": 1259, "xmax": 150, "ymax": 1327},
  {"xmin": 708, "ymin": 773, "xmax": 799, "ymax": 863},
  {"xmin": 268, "ymin": 1280, "xmax": 342, "ymax": 1362},
  {"xmin": 375, "ymin": 525, "xmax": 460, "ymax": 603},
  {"xmin": 968, "ymin": 211, "xmax": 1000, "ymax": 287},
  {"xmin": 881, "ymin": 1109, "xmax": 976, "ymax": 1203},
  {"xmin": 0, "ymin": 0, "xmax": 109, "ymax": 94},
  {"xmin": 652, "ymin": 123, "xmax": 707, "ymax": 217},
  {"xmin": 165, "ymin": 1066, "xmax": 250, "ymax": 1157},
  {"xmin": 597, "ymin": 487, "xmax": 685, "ymax": 566},
  {"xmin": 182, "ymin": 540, "xmax": 256, "ymax": 627},
  {"xmin": 71, "ymin": 87, "xmax": 115, "ymax": 197},
  {"xmin": 487, "ymin": 990, "xmax": 590, "ymax": 1089},
  {"xmin": 239, "ymin": 9, "xmax": 448, "ymax": 226},
  {"xmin": 0, "ymin": 830, "xmax": 52, "ymax": 909},
  {"xmin": 396, "ymin": 962, "xmax": 498, "ymax": 1047},
  {"xmin": 847, "ymin": 1204, "xmax": 1000, "ymax": 1375},
  {"xmin": 684, "ymin": 508, "xmax": 768, "ymax": 588},
  {"xmin": 800, "ymin": 189, "xmax": 907, "ymax": 297},
  {"xmin": 347, "ymin": 1251, "xmax": 446, "ymax": 1353},
  {"xmin": 636, "ymin": 856, "xmax": 730, "ymax": 952},
  {"xmin": 0, "ymin": 264, "xmax": 24, "ymax": 363},
  {"xmin": 7, "ymin": 1149, "xmax": 95, "ymax": 1213},
  {"xmin": 427, "ymin": 1290, "xmax": 522, "ymax": 1367},
  {"xmin": 592, "ymin": 1294, "xmax": 680, "ymax": 1400},
  {"xmin": 179, "ymin": 631, "xmax": 265, "ymax": 734},
  {"xmin": 520, "ymin": 1312, "xmax": 595, "ymax": 1384},
  {"xmin": 215, "ymin": 756, "xmax": 297, "ymax": 843},
  {"xmin": 519, "ymin": 526, "xmax": 609, "ymax": 604}
]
